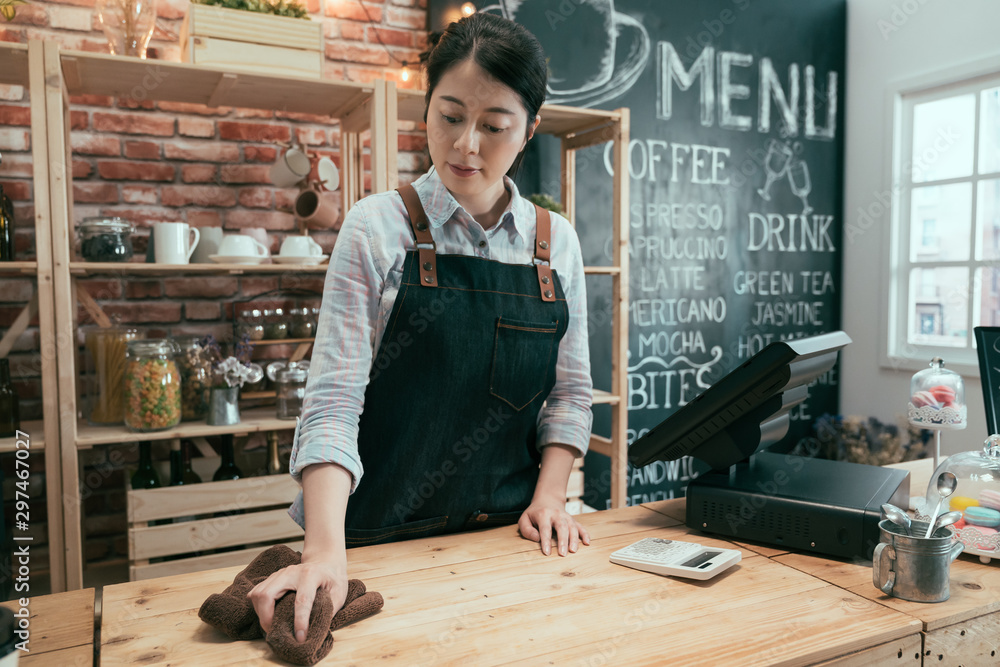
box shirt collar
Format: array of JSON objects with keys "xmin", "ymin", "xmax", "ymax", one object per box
[{"xmin": 411, "ymin": 166, "xmax": 529, "ymax": 240}]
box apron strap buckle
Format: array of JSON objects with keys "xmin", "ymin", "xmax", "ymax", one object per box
[
  {"xmin": 398, "ymin": 184, "xmax": 439, "ymax": 287},
  {"xmin": 533, "ymin": 204, "xmax": 556, "ymax": 302}
]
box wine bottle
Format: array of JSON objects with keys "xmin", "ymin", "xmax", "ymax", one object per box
[
  {"xmin": 212, "ymin": 434, "xmax": 242, "ymax": 481},
  {"xmin": 0, "ymin": 177, "xmax": 14, "ymax": 261},
  {"xmin": 181, "ymin": 440, "xmax": 202, "ymax": 484},
  {"xmin": 266, "ymin": 431, "xmax": 284, "ymax": 475},
  {"xmin": 131, "ymin": 442, "xmax": 161, "ymax": 489},
  {"xmin": 0, "ymin": 358, "xmax": 20, "ymax": 438}
]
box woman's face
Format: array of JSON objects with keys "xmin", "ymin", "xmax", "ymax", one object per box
[{"xmin": 426, "ymin": 58, "xmax": 538, "ymax": 204}]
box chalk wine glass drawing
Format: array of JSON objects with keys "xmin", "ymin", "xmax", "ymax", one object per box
[
  {"xmin": 757, "ymin": 138, "xmax": 814, "ymax": 215},
  {"xmin": 481, "ymin": 0, "xmax": 650, "ymax": 108}
]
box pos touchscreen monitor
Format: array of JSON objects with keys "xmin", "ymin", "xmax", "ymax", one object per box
[{"xmin": 628, "ymin": 331, "xmax": 852, "ymax": 471}]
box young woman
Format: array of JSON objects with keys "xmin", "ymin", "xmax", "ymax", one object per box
[{"xmin": 250, "ymin": 12, "xmax": 594, "ymax": 641}]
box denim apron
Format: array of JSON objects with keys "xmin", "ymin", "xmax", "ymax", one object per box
[{"xmin": 343, "ymin": 185, "xmax": 569, "ymax": 547}]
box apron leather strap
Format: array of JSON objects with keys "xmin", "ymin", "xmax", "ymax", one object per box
[
  {"xmin": 398, "ymin": 184, "xmax": 438, "ymax": 287},
  {"xmin": 533, "ymin": 204, "xmax": 556, "ymax": 302}
]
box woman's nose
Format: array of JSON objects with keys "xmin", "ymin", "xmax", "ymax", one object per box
[{"xmin": 454, "ymin": 125, "xmax": 479, "ymax": 155}]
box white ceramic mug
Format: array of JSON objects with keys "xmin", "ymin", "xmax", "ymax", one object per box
[
  {"xmin": 153, "ymin": 222, "xmax": 200, "ymax": 264},
  {"xmin": 190, "ymin": 226, "xmax": 223, "ymax": 263},
  {"xmin": 279, "ymin": 235, "xmax": 323, "ymax": 257},
  {"xmin": 217, "ymin": 234, "xmax": 269, "ymax": 258},
  {"xmin": 269, "ymin": 147, "xmax": 311, "ymax": 188}
]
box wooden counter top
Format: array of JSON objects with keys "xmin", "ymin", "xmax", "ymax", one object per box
[
  {"xmin": 99, "ymin": 501, "xmax": 921, "ymax": 666},
  {"xmin": 0, "ymin": 588, "xmax": 95, "ymax": 666}
]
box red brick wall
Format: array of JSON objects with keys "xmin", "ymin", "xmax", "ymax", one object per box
[{"xmin": 0, "ymin": 0, "xmax": 431, "ymax": 592}]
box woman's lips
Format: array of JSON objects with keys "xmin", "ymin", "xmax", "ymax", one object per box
[{"xmin": 448, "ymin": 163, "xmax": 479, "ymax": 177}]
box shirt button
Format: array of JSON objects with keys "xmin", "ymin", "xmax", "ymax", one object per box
[{"xmin": 478, "ymin": 240, "xmax": 487, "ymax": 248}]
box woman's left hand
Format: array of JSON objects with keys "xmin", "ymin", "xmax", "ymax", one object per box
[{"xmin": 518, "ymin": 498, "xmax": 591, "ymax": 556}]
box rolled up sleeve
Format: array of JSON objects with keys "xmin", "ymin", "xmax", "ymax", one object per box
[
  {"xmin": 288, "ymin": 204, "xmax": 383, "ymax": 493},
  {"xmin": 536, "ymin": 220, "xmax": 594, "ymax": 455}
]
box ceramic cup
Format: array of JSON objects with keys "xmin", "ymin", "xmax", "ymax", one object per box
[
  {"xmin": 497, "ymin": 0, "xmax": 615, "ymax": 94},
  {"xmin": 309, "ymin": 156, "xmax": 340, "ymax": 191},
  {"xmin": 217, "ymin": 234, "xmax": 269, "ymax": 258},
  {"xmin": 242, "ymin": 227, "xmax": 271, "ymax": 252},
  {"xmin": 279, "ymin": 235, "xmax": 323, "ymax": 258},
  {"xmin": 190, "ymin": 226, "xmax": 223, "ymax": 263},
  {"xmin": 269, "ymin": 147, "xmax": 311, "ymax": 188},
  {"xmin": 294, "ymin": 184, "xmax": 341, "ymax": 230},
  {"xmin": 153, "ymin": 222, "xmax": 200, "ymax": 264}
]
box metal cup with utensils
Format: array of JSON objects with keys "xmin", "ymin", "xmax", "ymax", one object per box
[{"xmin": 873, "ymin": 519, "xmax": 963, "ymax": 603}]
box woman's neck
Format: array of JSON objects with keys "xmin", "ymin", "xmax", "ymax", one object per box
[{"xmin": 452, "ymin": 178, "xmax": 509, "ymax": 230}]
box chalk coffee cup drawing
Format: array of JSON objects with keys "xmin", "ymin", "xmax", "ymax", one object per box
[
  {"xmin": 190, "ymin": 226, "xmax": 223, "ymax": 263},
  {"xmin": 269, "ymin": 146, "xmax": 311, "ymax": 188},
  {"xmin": 279, "ymin": 235, "xmax": 323, "ymax": 258},
  {"xmin": 216, "ymin": 234, "xmax": 269, "ymax": 258},
  {"xmin": 153, "ymin": 222, "xmax": 200, "ymax": 264},
  {"xmin": 873, "ymin": 519, "xmax": 963, "ymax": 603},
  {"xmin": 294, "ymin": 184, "xmax": 341, "ymax": 230}
]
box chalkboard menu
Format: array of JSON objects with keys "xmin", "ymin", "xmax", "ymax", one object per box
[{"xmin": 431, "ymin": 0, "xmax": 846, "ymax": 508}]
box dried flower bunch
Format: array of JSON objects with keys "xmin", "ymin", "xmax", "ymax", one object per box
[
  {"xmin": 805, "ymin": 414, "xmax": 931, "ymax": 466},
  {"xmin": 199, "ymin": 334, "xmax": 262, "ymax": 389},
  {"xmin": 0, "ymin": 0, "xmax": 28, "ymax": 21},
  {"xmin": 193, "ymin": 0, "xmax": 309, "ymax": 19}
]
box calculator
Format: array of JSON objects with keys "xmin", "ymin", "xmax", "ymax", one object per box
[{"xmin": 609, "ymin": 537, "xmax": 742, "ymax": 580}]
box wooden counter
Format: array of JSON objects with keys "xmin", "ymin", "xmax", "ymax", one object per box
[
  {"xmin": 0, "ymin": 588, "xmax": 95, "ymax": 666},
  {"xmin": 99, "ymin": 502, "xmax": 921, "ymax": 666}
]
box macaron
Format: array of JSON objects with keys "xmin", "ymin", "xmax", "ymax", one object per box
[
  {"xmin": 910, "ymin": 391, "xmax": 941, "ymax": 408},
  {"xmin": 979, "ymin": 489, "xmax": 1000, "ymax": 511},
  {"xmin": 949, "ymin": 496, "xmax": 980, "ymax": 512},
  {"xmin": 928, "ymin": 384, "xmax": 957, "ymax": 404},
  {"xmin": 963, "ymin": 506, "xmax": 1000, "ymax": 528}
]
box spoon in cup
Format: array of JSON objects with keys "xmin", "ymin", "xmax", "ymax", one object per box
[
  {"xmin": 928, "ymin": 509, "xmax": 963, "ymax": 537},
  {"xmin": 924, "ymin": 471, "xmax": 958, "ymax": 538},
  {"xmin": 881, "ymin": 503, "xmax": 912, "ymax": 536}
]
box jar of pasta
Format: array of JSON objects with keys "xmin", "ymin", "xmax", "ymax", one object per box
[
  {"xmin": 85, "ymin": 326, "xmax": 144, "ymax": 425},
  {"xmin": 172, "ymin": 335, "xmax": 211, "ymax": 422},
  {"xmin": 124, "ymin": 339, "xmax": 181, "ymax": 432}
]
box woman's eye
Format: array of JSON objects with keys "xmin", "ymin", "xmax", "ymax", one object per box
[
  {"xmin": 442, "ymin": 114, "xmax": 460, "ymax": 124},
  {"xmin": 485, "ymin": 124, "xmax": 505, "ymax": 134}
]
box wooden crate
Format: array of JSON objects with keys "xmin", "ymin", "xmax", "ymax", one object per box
[
  {"xmin": 126, "ymin": 458, "xmax": 303, "ymax": 581},
  {"xmin": 179, "ymin": 4, "xmax": 323, "ymax": 78}
]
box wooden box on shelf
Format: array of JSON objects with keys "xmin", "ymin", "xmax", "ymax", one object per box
[
  {"xmin": 126, "ymin": 456, "xmax": 302, "ymax": 581},
  {"xmin": 179, "ymin": 4, "xmax": 323, "ymax": 78}
]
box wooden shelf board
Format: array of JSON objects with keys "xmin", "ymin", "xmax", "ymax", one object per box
[
  {"xmin": 583, "ymin": 266, "xmax": 621, "ymax": 275},
  {"xmin": 69, "ymin": 261, "xmax": 328, "ymax": 275},
  {"xmin": 395, "ymin": 87, "xmax": 620, "ymax": 137},
  {"xmin": 75, "ymin": 407, "xmax": 294, "ymax": 447},
  {"xmin": 589, "ymin": 433, "xmax": 612, "ymax": 458},
  {"xmin": 0, "ymin": 420, "xmax": 45, "ymax": 453},
  {"xmin": 592, "ymin": 389, "xmax": 619, "ymax": 405},
  {"xmin": 0, "ymin": 261, "xmax": 39, "ymax": 275},
  {"xmin": 58, "ymin": 49, "xmax": 374, "ymax": 118},
  {"xmin": 252, "ymin": 337, "xmax": 315, "ymax": 346},
  {"xmin": 0, "ymin": 43, "xmax": 30, "ymax": 87}
]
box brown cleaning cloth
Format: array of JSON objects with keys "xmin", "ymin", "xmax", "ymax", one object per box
[{"xmin": 198, "ymin": 545, "xmax": 384, "ymax": 665}]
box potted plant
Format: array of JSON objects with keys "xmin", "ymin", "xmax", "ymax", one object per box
[{"xmin": 180, "ymin": 0, "xmax": 323, "ymax": 77}]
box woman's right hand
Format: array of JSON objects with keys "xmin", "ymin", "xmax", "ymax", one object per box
[{"xmin": 248, "ymin": 551, "xmax": 348, "ymax": 643}]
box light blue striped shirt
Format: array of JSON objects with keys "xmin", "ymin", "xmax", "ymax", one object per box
[{"xmin": 288, "ymin": 167, "xmax": 593, "ymax": 519}]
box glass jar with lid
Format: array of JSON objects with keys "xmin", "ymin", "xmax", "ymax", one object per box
[
  {"xmin": 84, "ymin": 325, "xmax": 144, "ymax": 424},
  {"xmin": 236, "ymin": 308, "xmax": 265, "ymax": 342},
  {"xmin": 263, "ymin": 307, "xmax": 288, "ymax": 340},
  {"xmin": 915, "ymin": 436, "xmax": 1000, "ymax": 563},
  {"xmin": 79, "ymin": 217, "xmax": 134, "ymax": 262},
  {"xmin": 124, "ymin": 339, "xmax": 181, "ymax": 432},
  {"xmin": 276, "ymin": 363, "xmax": 308, "ymax": 420},
  {"xmin": 907, "ymin": 357, "xmax": 967, "ymax": 429},
  {"xmin": 172, "ymin": 335, "xmax": 211, "ymax": 421},
  {"xmin": 289, "ymin": 307, "xmax": 315, "ymax": 339}
]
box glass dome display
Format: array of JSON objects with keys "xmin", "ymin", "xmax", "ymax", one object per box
[
  {"xmin": 915, "ymin": 436, "xmax": 1000, "ymax": 563},
  {"xmin": 908, "ymin": 357, "xmax": 967, "ymax": 429}
]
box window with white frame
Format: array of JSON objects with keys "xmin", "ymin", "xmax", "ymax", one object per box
[{"xmin": 889, "ymin": 72, "xmax": 1000, "ymax": 371}]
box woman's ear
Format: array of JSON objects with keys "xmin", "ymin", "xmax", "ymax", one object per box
[{"xmin": 521, "ymin": 114, "xmax": 542, "ymax": 151}]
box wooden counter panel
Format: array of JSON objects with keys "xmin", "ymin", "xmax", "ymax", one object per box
[
  {"xmin": 0, "ymin": 588, "xmax": 94, "ymax": 657},
  {"xmin": 813, "ymin": 633, "xmax": 922, "ymax": 666},
  {"xmin": 922, "ymin": 609, "xmax": 1000, "ymax": 664},
  {"xmin": 21, "ymin": 643, "xmax": 93, "ymax": 667}
]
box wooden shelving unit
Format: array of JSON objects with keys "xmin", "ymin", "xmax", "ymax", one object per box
[
  {"xmin": 392, "ymin": 87, "xmax": 631, "ymax": 509},
  {"xmin": 0, "ymin": 41, "xmax": 67, "ymax": 591},
  {"xmin": 38, "ymin": 42, "xmax": 390, "ymax": 590}
]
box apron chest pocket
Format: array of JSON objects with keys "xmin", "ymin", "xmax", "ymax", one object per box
[{"xmin": 489, "ymin": 317, "xmax": 559, "ymax": 411}]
